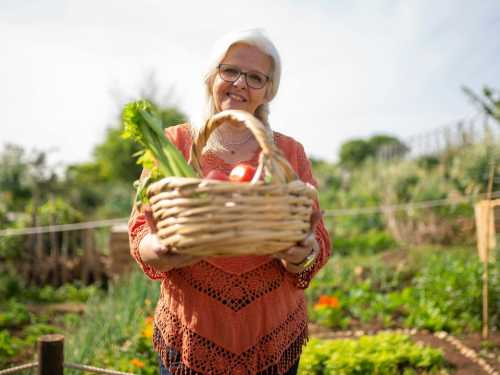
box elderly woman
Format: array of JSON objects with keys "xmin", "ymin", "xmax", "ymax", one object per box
[{"xmin": 128, "ymin": 29, "xmax": 331, "ymax": 375}]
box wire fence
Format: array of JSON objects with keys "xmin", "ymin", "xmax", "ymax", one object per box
[
  {"xmin": 377, "ymin": 112, "xmax": 500, "ymax": 162},
  {"xmin": 1, "ymin": 191, "xmax": 499, "ymax": 239}
]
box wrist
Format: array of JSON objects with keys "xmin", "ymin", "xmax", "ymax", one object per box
[{"xmin": 283, "ymin": 247, "xmax": 318, "ymax": 273}]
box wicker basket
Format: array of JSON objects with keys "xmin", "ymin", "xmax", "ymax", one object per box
[{"xmin": 147, "ymin": 109, "xmax": 317, "ymax": 257}]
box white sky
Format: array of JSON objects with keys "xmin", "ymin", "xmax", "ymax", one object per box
[{"xmin": 1, "ymin": 0, "xmax": 500, "ymax": 165}]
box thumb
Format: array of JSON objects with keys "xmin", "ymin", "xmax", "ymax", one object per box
[{"xmin": 143, "ymin": 205, "xmax": 157, "ymax": 233}]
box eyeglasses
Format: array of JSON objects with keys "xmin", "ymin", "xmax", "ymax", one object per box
[{"xmin": 218, "ymin": 64, "xmax": 270, "ymax": 89}]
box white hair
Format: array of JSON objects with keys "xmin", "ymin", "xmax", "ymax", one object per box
[{"xmin": 197, "ymin": 28, "xmax": 282, "ymax": 130}]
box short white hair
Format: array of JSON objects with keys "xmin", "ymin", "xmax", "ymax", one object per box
[{"xmin": 199, "ymin": 28, "xmax": 282, "ymax": 129}]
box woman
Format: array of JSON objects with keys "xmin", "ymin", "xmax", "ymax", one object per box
[{"xmin": 128, "ymin": 29, "xmax": 331, "ymax": 375}]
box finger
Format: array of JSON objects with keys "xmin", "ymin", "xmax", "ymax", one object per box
[
  {"xmin": 143, "ymin": 205, "xmax": 158, "ymax": 233},
  {"xmin": 299, "ymin": 233, "xmax": 316, "ymax": 247},
  {"xmin": 283, "ymin": 246, "xmax": 310, "ymax": 263},
  {"xmin": 179, "ymin": 256, "xmax": 202, "ymax": 267}
]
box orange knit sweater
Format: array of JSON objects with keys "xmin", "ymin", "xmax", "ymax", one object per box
[{"xmin": 128, "ymin": 124, "xmax": 331, "ymax": 374}]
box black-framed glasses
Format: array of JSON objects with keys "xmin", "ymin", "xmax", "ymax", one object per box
[{"xmin": 218, "ymin": 64, "xmax": 270, "ymax": 89}]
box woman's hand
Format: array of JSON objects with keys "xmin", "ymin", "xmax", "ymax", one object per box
[
  {"xmin": 273, "ymin": 233, "xmax": 319, "ymax": 273},
  {"xmin": 139, "ymin": 233, "xmax": 202, "ymax": 272},
  {"xmin": 273, "ymin": 210, "xmax": 323, "ymax": 274},
  {"xmin": 139, "ymin": 205, "xmax": 202, "ymax": 272}
]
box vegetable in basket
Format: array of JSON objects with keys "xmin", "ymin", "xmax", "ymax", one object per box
[
  {"xmin": 229, "ymin": 163, "xmax": 256, "ymax": 182},
  {"xmin": 121, "ymin": 100, "xmax": 197, "ymax": 207}
]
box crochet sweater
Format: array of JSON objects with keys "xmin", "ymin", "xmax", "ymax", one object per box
[{"xmin": 128, "ymin": 124, "xmax": 331, "ymax": 374}]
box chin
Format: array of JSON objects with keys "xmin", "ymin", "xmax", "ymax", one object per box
[{"xmin": 221, "ymin": 100, "xmax": 251, "ymax": 113}]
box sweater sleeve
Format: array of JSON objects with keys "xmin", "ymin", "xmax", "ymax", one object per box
[
  {"xmin": 284, "ymin": 142, "xmax": 332, "ymax": 289},
  {"xmin": 127, "ymin": 124, "xmax": 191, "ymax": 281},
  {"xmin": 128, "ymin": 173, "xmax": 171, "ymax": 280}
]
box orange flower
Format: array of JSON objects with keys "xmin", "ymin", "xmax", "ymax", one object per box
[
  {"xmin": 142, "ymin": 316, "xmax": 154, "ymax": 338},
  {"xmin": 130, "ymin": 358, "xmax": 145, "ymax": 368},
  {"xmin": 314, "ymin": 295, "xmax": 340, "ymax": 309}
]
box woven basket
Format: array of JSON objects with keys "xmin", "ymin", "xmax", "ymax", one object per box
[{"xmin": 147, "ymin": 109, "xmax": 317, "ymax": 257}]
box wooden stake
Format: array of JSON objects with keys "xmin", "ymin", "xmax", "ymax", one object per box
[
  {"xmin": 38, "ymin": 334, "xmax": 64, "ymax": 375},
  {"xmin": 482, "ymin": 159, "xmax": 495, "ymax": 340}
]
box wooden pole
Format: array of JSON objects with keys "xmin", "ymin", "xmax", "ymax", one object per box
[
  {"xmin": 482, "ymin": 159, "xmax": 495, "ymax": 340},
  {"xmin": 38, "ymin": 334, "xmax": 64, "ymax": 375}
]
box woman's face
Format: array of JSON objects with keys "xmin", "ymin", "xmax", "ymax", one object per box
[{"xmin": 211, "ymin": 43, "xmax": 272, "ymax": 115}]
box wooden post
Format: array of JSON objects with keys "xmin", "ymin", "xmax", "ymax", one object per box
[
  {"xmin": 38, "ymin": 334, "xmax": 64, "ymax": 375},
  {"xmin": 482, "ymin": 160, "xmax": 496, "ymax": 340}
]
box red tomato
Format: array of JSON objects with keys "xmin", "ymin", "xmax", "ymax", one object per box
[
  {"xmin": 205, "ymin": 170, "xmax": 229, "ymax": 181},
  {"xmin": 229, "ymin": 163, "xmax": 256, "ymax": 182}
]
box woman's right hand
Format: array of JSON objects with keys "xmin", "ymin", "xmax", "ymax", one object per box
[
  {"xmin": 139, "ymin": 233, "xmax": 202, "ymax": 272},
  {"xmin": 139, "ymin": 205, "xmax": 201, "ymax": 272}
]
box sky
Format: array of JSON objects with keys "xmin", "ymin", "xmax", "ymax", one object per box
[{"xmin": 1, "ymin": 0, "xmax": 500, "ymax": 167}]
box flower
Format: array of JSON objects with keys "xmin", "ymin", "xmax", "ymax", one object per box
[
  {"xmin": 130, "ymin": 358, "xmax": 145, "ymax": 368},
  {"xmin": 314, "ymin": 295, "xmax": 340, "ymax": 309},
  {"xmin": 142, "ymin": 316, "xmax": 154, "ymax": 338}
]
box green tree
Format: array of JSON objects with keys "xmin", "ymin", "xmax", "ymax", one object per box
[
  {"xmin": 463, "ymin": 86, "xmax": 500, "ymax": 123},
  {"xmin": 339, "ymin": 135, "xmax": 407, "ymax": 167}
]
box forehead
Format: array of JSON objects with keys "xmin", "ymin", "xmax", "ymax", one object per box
[{"xmin": 222, "ymin": 43, "xmax": 272, "ymax": 74}]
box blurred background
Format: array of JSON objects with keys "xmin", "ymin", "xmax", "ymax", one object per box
[{"xmin": 1, "ymin": 1, "xmax": 499, "ymax": 374}]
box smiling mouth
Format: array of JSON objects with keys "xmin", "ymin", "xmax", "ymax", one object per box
[{"xmin": 226, "ymin": 92, "xmax": 247, "ymax": 102}]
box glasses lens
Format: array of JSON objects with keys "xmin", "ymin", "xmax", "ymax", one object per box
[
  {"xmin": 246, "ymin": 72, "xmax": 267, "ymax": 89},
  {"xmin": 219, "ymin": 65, "xmax": 240, "ymax": 82}
]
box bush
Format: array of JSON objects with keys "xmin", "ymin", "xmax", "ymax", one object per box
[
  {"xmin": 299, "ymin": 333, "xmax": 445, "ymax": 374},
  {"xmin": 333, "ymin": 230, "xmax": 396, "ymax": 256}
]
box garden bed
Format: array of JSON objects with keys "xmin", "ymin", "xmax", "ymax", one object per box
[{"xmin": 309, "ymin": 323, "xmax": 500, "ymax": 374}]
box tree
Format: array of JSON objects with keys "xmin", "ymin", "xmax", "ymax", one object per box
[
  {"xmin": 339, "ymin": 139, "xmax": 373, "ymax": 167},
  {"xmin": 339, "ymin": 135, "xmax": 407, "ymax": 167},
  {"xmin": 463, "ymin": 86, "xmax": 500, "ymax": 124}
]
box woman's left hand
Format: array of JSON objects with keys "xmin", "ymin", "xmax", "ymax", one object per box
[{"xmin": 273, "ymin": 211, "xmax": 323, "ymax": 273}]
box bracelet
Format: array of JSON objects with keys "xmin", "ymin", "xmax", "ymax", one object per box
[{"xmin": 289, "ymin": 248, "xmax": 316, "ymax": 269}]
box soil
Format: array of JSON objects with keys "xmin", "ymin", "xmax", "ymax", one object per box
[{"xmin": 308, "ymin": 322, "xmax": 500, "ymax": 375}]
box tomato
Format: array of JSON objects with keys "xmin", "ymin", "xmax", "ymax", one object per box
[
  {"xmin": 229, "ymin": 163, "xmax": 256, "ymax": 182},
  {"xmin": 205, "ymin": 170, "xmax": 229, "ymax": 181}
]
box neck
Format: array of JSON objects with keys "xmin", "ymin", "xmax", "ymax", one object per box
[{"xmin": 216, "ymin": 121, "xmax": 252, "ymax": 141}]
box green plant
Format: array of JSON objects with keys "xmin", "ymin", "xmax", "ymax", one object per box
[
  {"xmin": 64, "ymin": 271, "xmax": 160, "ymax": 374},
  {"xmin": 299, "ymin": 332, "xmax": 445, "ymax": 374},
  {"xmin": 306, "ymin": 246, "xmax": 499, "ymax": 334},
  {"xmin": 0, "ymin": 330, "xmax": 25, "ymax": 367},
  {"xmin": 0, "ymin": 300, "xmax": 30, "ymax": 328}
]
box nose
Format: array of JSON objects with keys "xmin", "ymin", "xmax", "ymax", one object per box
[{"xmin": 233, "ymin": 73, "xmax": 247, "ymax": 89}]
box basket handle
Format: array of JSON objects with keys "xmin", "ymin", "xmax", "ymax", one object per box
[{"xmin": 189, "ymin": 110, "xmax": 298, "ymax": 184}]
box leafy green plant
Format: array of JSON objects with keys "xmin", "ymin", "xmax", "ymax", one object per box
[
  {"xmin": 307, "ymin": 246, "xmax": 499, "ymax": 334},
  {"xmin": 0, "ymin": 300, "xmax": 30, "ymax": 328},
  {"xmin": 0, "ymin": 330, "xmax": 25, "ymax": 367},
  {"xmin": 299, "ymin": 333, "xmax": 445, "ymax": 374}
]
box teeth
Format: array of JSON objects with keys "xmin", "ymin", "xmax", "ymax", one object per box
[{"xmin": 228, "ymin": 93, "xmax": 246, "ymax": 102}]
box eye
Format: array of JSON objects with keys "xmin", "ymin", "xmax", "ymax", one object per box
[
  {"xmin": 248, "ymin": 73, "xmax": 264, "ymax": 85},
  {"xmin": 221, "ymin": 66, "xmax": 239, "ymax": 77}
]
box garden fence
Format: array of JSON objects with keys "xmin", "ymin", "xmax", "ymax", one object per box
[
  {"xmin": 376, "ymin": 112, "xmax": 500, "ymax": 162},
  {"xmin": 0, "ymin": 218, "xmax": 128, "ymax": 287},
  {"xmin": 0, "ymin": 335, "xmax": 135, "ymax": 375}
]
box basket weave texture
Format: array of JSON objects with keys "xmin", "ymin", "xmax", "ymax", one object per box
[{"xmin": 147, "ymin": 110, "xmax": 317, "ymax": 257}]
